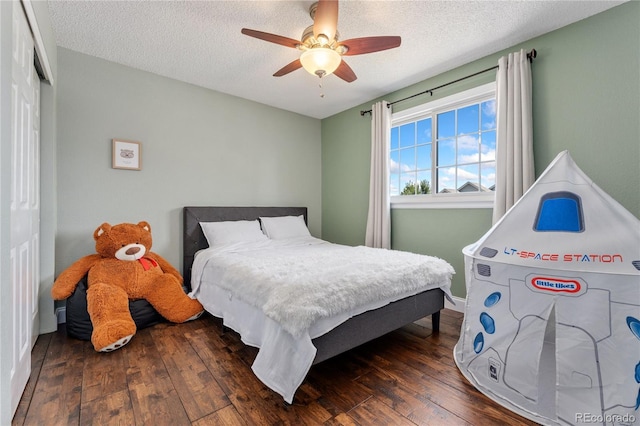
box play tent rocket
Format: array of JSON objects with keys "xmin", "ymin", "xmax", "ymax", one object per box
[{"xmin": 454, "ymin": 151, "xmax": 640, "ymax": 425}]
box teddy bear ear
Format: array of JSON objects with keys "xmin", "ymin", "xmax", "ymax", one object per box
[
  {"xmin": 138, "ymin": 221, "xmax": 151, "ymax": 232},
  {"xmin": 94, "ymin": 223, "xmax": 111, "ymax": 240}
]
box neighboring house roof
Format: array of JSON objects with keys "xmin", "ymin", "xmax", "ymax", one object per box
[{"xmin": 439, "ymin": 181, "xmax": 495, "ymax": 193}]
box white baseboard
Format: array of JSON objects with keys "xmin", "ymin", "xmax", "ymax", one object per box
[
  {"xmin": 55, "ymin": 307, "xmax": 66, "ymax": 324},
  {"xmin": 445, "ymin": 295, "xmax": 466, "ymax": 313}
]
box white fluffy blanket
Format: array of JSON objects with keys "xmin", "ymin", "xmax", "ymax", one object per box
[{"xmin": 193, "ymin": 239, "xmax": 454, "ymax": 338}]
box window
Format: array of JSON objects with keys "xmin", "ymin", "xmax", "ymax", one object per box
[
  {"xmin": 534, "ymin": 192, "xmax": 584, "ymax": 232},
  {"xmin": 390, "ymin": 83, "xmax": 496, "ymax": 208}
]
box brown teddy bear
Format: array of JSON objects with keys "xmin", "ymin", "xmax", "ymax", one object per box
[{"xmin": 52, "ymin": 221, "xmax": 204, "ymax": 352}]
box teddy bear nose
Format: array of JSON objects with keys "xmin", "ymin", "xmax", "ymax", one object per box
[{"xmin": 125, "ymin": 246, "xmax": 140, "ymax": 255}]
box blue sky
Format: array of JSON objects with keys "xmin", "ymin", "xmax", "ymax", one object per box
[{"xmin": 390, "ymin": 99, "xmax": 496, "ymax": 195}]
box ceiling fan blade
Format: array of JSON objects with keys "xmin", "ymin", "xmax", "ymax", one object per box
[
  {"xmin": 313, "ymin": 0, "xmax": 338, "ymax": 42},
  {"xmin": 241, "ymin": 28, "xmax": 300, "ymax": 49},
  {"xmin": 339, "ymin": 36, "xmax": 401, "ymax": 56},
  {"xmin": 273, "ymin": 59, "xmax": 302, "ymax": 77},
  {"xmin": 333, "ymin": 60, "xmax": 357, "ymax": 83}
]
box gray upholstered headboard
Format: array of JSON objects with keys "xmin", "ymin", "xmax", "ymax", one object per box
[{"xmin": 182, "ymin": 206, "xmax": 307, "ymax": 290}]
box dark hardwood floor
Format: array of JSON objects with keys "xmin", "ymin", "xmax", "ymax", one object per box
[{"xmin": 13, "ymin": 309, "xmax": 536, "ymax": 425}]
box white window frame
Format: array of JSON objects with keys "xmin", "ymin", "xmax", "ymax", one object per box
[{"xmin": 390, "ymin": 82, "xmax": 496, "ymax": 209}]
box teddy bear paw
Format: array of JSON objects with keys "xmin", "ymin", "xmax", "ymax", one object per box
[
  {"xmin": 99, "ymin": 334, "xmax": 134, "ymax": 352},
  {"xmin": 186, "ymin": 310, "xmax": 204, "ymax": 322}
]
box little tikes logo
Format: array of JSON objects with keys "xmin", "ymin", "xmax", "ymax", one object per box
[{"xmin": 531, "ymin": 276, "xmax": 581, "ymax": 293}]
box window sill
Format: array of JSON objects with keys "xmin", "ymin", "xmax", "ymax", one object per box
[{"xmin": 391, "ymin": 192, "xmax": 495, "ymax": 209}]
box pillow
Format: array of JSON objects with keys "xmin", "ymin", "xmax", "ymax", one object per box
[
  {"xmin": 199, "ymin": 220, "xmax": 268, "ymax": 246},
  {"xmin": 260, "ymin": 215, "xmax": 311, "ymax": 240}
]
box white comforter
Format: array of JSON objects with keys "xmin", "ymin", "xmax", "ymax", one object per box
[{"xmin": 189, "ymin": 237, "xmax": 454, "ymax": 402}]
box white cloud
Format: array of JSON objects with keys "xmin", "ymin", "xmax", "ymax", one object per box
[
  {"xmin": 389, "ymin": 158, "xmax": 413, "ymax": 174},
  {"xmin": 390, "ymin": 159, "xmax": 399, "ymax": 173},
  {"xmin": 480, "ymin": 149, "xmax": 496, "ymax": 162},
  {"xmin": 482, "ymin": 100, "xmax": 496, "ymax": 129},
  {"xmin": 433, "ymin": 168, "xmax": 452, "ymax": 192},
  {"xmin": 452, "ymin": 137, "xmax": 496, "ymax": 164},
  {"xmin": 480, "ymin": 162, "xmax": 496, "ymax": 186},
  {"xmin": 480, "ymin": 161, "xmax": 496, "ymax": 170},
  {"xmin": 458, "ymin": 153, "xmax": 480, "ymax": 163},
  {"xmin": 458, "ymin": 134, "xmax": 479, "ymax": 150},
  {"xmin": 420, "ymin": 127, "xmax": 432, "ymax": 141},
  {"xmin": 457, "ymin": 168, "xmax": 478, "ymax": 181},
  {"xmin": 482, "ymin": 175, "xmax": 496, "ymax": 186},
  {"xmin": 390, "ymin": 182, "xmax": 399, "ymax": 196}
]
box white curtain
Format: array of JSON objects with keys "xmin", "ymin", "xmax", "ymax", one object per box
[
  {"xmin": 365, "ymin": 101, "xmax": 391, "ymax": 249},
  {"xmin": 492, "ymin": 49, "xmax": 535, "ymax": 225}
]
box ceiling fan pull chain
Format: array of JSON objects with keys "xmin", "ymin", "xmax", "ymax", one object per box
[{"xmin": 318, "ymin": 74, "xmax": 325, "ymax": 98}]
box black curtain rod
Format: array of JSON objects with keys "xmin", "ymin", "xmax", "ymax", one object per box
[{"xmin": 360, "ymin": 48, "xmax": 537, "ymax": 116}]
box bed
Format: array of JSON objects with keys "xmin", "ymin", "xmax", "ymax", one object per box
[{"xmin": 183, "ymin": 206, "xmax": 453, "ymax": 403}]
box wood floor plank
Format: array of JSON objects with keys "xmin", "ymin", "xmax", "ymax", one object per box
[
  {"xmin": 343, "ymin": 320, "xmax": 533, "ymax": 425},
  {"xmin": 44, "ymin": 328, "xmax": 88, "ymax": 363},
  {"xmin": 370, "ymin": 328, "xmax": 509, "ymax": 406},
  {"xmin": 292, "ymin": 400, "xmax": 336, "ymax": 424},
  {"xmin": 151, "ymin": 322, "xmax": 230, "ymax": 421},
  {"xmin": 355, "ymin": 323, "xmax": 483, "ymax": 397},
  {"xmin": 124, "ymin": 329, "xmax": 192, "ymax": 425},
  {"xmin": 192, "ymin": 404, "xmax": 247, "ymax": 426},
  {"xmin": 80, "ymin": 345, "xmax": 128, "ymax": 404},
  {"xmin": 323, "ymin": 412, "xmax": 359, "ymax": 426},
  {"xmin": 303, "ymin": 351, "xmax": 376, "ymax": 407},
  {"xmin": 12, "ymin": 333, "xmax": 52, "ymax": 426},
  {"xmin": 15, "ymin": 310, "xmax": 537, "ymax": 425},
  {"xmin": 218, "ymin": 367, "xmax": 335, "ymax": 425},
  {"xmin": 406, "ymin": 398, "xmax": 474, "ymax": 426},
  {"xmin": 305, "ymin": 357, "xmax": 374, "ymax": 413},
  {"xmin": 362, "ymin": 350, "xmax": 533, "ymax": 425},
  {"xmin": 187, "ymin": 327, "xmax": 271, "ymax": 398},
  {"xmin": 24, "ymin": 334, "xmax": 86, "ymax": 425},
  {"xmin": 355, "ymin": 367, "xmax": 471, "ymax": 426},
  {"xmin": 79, "ymin": 389, "xmax": 135, "ymax": 426},
  {"xmin": 345, "ymin": 396, "xmax": 416, "ymax": 426},
  {"xmin": 225, "ymin": 388, "xmax": 289, "ymax": 425}
]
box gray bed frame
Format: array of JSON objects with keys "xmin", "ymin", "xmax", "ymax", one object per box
[{"xmin": 183, "ymin": 206, "xmax": 444, "ymax": 364}]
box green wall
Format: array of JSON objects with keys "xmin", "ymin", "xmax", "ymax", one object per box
[
  {"xmin": 56, "ymin": 48, "xmax": 322, "ymax": 276},
  {"xmin": 321, "ymin": 2, "xmax": 640, "ymax": 299}
]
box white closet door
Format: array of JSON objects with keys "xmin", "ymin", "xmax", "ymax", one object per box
[{"xmin": 10, "ymin": 0, "xmax": 40, "ymax": 416}]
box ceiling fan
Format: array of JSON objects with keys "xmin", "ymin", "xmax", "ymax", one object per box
[{"xmin": 241, "ymin": 0, "xmax": 401, "ymax": 83}]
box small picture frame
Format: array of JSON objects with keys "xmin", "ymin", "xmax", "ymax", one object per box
[{"xmin": 112, "ymin": 139, "xmax": 141, "ymax": 170}]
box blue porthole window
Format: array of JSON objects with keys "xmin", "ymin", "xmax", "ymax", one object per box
[{"xmin": 533, "ymin": 191, "xmax": 584, "ymax": 232}]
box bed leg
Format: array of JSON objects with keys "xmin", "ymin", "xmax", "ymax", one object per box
[{"xmin": 432, "ymin": 311, "xmax": 441, "ymax": 333}]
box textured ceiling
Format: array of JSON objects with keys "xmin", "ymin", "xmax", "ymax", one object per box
[{"xmin": 48, "ymin": 1, "xmax": 624, "ymax": 119}]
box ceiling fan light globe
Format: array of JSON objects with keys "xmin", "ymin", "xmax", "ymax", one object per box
[{"xmin": 300, "ymin": 48, "xmax": 341, "ymax": 77}]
